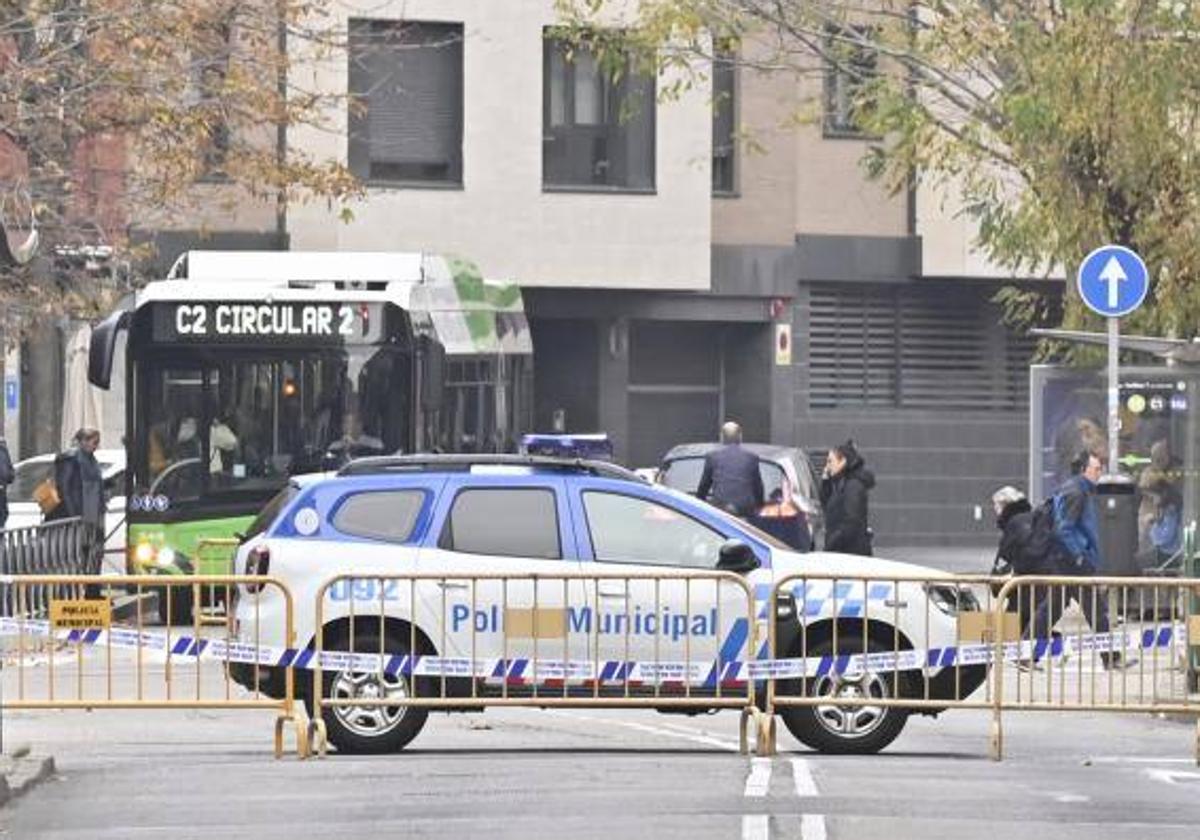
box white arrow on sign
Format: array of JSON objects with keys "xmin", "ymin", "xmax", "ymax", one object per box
[{"xmin": 1098, "ymin": 255, "xmax": 1126, "ymax": 310}]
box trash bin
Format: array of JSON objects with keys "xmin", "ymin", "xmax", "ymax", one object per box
[{"xmin": 1096, "ymin": 476, "xmax": 1138, "ymax": 576}]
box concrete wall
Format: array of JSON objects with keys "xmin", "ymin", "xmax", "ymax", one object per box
[
  {"xmin": 712, "ymin": 54, "xmax": 906, "ymax": 248},
  {"xmin": 287, "ymin": 0, "xmax": 712, "ymax": 291}
]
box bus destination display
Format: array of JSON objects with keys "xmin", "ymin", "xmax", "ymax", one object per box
[{"xmin": 152, "ymin": 302, "xmax": 385, "ymax": 344}]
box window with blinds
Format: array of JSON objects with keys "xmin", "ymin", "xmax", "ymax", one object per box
[
  {"xmin": 348, "ymin": 20, "xmax": 464, "ymax": 185},
  {"xmin": 808, "ymin": 284, "xmax": 1034, "ymax": 410}
]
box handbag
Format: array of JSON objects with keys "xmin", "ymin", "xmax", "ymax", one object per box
[{"xmin": 33, "ymin": 476, "xmax": 61, "ymax": 515}]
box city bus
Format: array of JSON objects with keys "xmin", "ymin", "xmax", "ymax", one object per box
[{"xmin": 88, "ymin": 251, "xmax": 531, "ymax": 622}]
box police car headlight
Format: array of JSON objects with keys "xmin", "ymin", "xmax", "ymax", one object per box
[{"xmin": 924, "ymin": 583, "xmax": 978, "ymax": 616}]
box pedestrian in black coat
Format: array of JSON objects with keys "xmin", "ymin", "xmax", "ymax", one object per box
[
  {"xmin": 820, "ymin": 440, "xmax": 875, "ymax": 556},
  {"xmin": 0, "ymin": 437, "xmax": 14, "ymax": 529},
  {"xmin": 696, "ymin": 421, "xmax": 764, "ymax": 519}
]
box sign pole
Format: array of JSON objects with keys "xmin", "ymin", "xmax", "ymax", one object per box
[{"xmin": 1107, "ymin": 316, "xmax": 1120, "ymax": 472}]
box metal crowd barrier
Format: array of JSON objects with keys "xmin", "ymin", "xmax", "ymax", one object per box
[
  {"xmin": 989, "ymin": 575, "xmax": 1200, "ymax": 761},
  {"xmin": 0, "ymin": 574, "xmax": 307, "ymax": 758},
  {"xmin": 758, "ymin": 572, "xmax": 1200, "ymax": 761},
  {"xmin": 193, "ymin": 538, "xmax": 241, "ymax": 626},
  {"xmin": 0, "ymin": 518, "xmax": 91, "ymax": 617},
  {"xmin": 759, "ymin": 573, "xmax": 1001, "ymax": 756},
  {"xmin": 308, "ymin": 571, "xmax": 767, "ymax": 756}
]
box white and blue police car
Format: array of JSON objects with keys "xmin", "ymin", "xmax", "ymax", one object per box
[{"xmin": 231, "ymin": 453, "xmax": 985, "ymax": 755}]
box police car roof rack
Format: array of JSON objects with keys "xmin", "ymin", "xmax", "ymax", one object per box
[{"xmin": 337, "ymin": 454, "xmax": 643, "ymax": 482}]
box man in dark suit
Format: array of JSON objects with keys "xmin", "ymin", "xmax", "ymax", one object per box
[{"xmin": 696, "ymin": 421, "xmax": 763, "ymax": 519}]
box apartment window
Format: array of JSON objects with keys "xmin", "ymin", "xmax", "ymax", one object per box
[
  {"xmin": 712, "ymin": 50, "xmax": 736, "ymax": 195},
  {"xmin": 348, "ymin": 20, "xmax": 463, "ymax": 185},
  {"xmin": 823, "ymin": 26, "xmax": 877, "ymax": 137},
  {"xmin": 542, "ymin": 33, "xmax": 655, "ymax": 191}
]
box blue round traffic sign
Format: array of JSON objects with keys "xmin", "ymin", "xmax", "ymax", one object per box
[{"xmin": 1076, "ymin": 245, "xmax": 1149, "ymax": 318}]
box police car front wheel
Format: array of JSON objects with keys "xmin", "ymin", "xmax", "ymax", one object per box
[
  {"xmin": 779, "ymin": 638, "xmax": 909, "ymax": 754},
  {"xmin": 305, "ymin": 629, "xmax": 429, "ymax": 754}
]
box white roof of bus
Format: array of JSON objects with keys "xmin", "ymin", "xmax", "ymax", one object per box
[
  {"xmin": 177, "ymin": 251, "xmax": 425, "ymax": 283},
  {"xmin": 137, "ymin": 251, "xmax": 431, "ymax": 308}
]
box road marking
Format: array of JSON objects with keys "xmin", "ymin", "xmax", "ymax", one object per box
[
  {"xmin": 744, "ymin": 757, "xmax": 772, "ymax": 798},
  {"xmin": 1091, "ymin": 757, "xmax": 1197, "ymax": 764},
  {"xmin": 1145, "ymin": 768, "xmax": 1200, "ymax": 786},
  {"xmin": 1053, "ymin": 793, "xmax": 1091, "ymax": 803},
  {"xmin": 792, "ymin": 758, "xmax": 820, "ymax": 797},
  {"xmin": 792, "ymin": 760, "xmax": 826, "ymax": 840},
  {"xmin": 554, "ymin": 712, "xmax": 739, "ymax": 752},
  {"xmin": 741, "ymin": 815, "xmax": 769, "ymax": 840},
  {"xmin": 800, "ymin": 814, "xmax": 827, "ymax": 840}
]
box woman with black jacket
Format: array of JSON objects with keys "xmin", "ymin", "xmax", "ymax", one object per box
[{"xmin": 820, "ymin": 440, "xmax": 875, "ymax": 556}]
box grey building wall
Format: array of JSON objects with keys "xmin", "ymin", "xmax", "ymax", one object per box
[{"xmin": 787, "ymin": 237, "xmax": 1034, "ymax": 549}]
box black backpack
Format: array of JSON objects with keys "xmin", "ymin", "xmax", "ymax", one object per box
[{"xmin": 1021, "ymin": 496, "xmax": 1064, "ymax": 570}]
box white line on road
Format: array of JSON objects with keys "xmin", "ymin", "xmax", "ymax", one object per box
[
  {"xmin": 554, "ymin": 712, "xmax": 740, "ymax": 752},
  {"xmin": 800, "ymin": 814, "xmax": 827, "ymax": 840},
  {"xmin": 744, "ymin": 757, "xmax": 772, "ymax": 798},
  {"xmin": 792, "ymin": 758, "xmax": 820, "ymax": 797},
  {"xmin": 1145, "ymin": 768, "xmax": 1200, "ymax": 786},
  {"xmin": 742, "ymin": 815, "xmax": 769, "ymax": 840},
  {"xmin": 1090, "ymin": 756, "xmax": 1198, "ymax": 764},
  {"xmin": 792, "ymin": 760, "xmax": 827, "ymax": 840}
]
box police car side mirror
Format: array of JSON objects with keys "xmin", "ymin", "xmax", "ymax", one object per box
[{"xmin": 716, "ymin": 539, "xmax": 759, "ymax": 574}]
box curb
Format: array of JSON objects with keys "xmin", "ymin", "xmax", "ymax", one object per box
[{"xmin": 0, "ymin": 749, "xmax": 56, "ymax": 808}]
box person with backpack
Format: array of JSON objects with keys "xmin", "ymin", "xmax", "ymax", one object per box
[
  {"xmin": 990, "ymin": 486, "xmax": 1062, "ymax": 633},
  {"xmin": 1021, "ymin": 451, "xmax": 1132, "ymax": 669}
]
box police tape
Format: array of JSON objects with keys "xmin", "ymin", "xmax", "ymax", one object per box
[{"xmin": 0, "ymin": 616, "xmax": 1189, "ymax": 685}]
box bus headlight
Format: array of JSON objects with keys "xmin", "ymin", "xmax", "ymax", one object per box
[
  {"xmin": 133, "ymin": 541, "xmax": 157, "ymax": 567},
  {"xmin": 155, "ymin": 546, "xmax": 176, "ymax": 568}
]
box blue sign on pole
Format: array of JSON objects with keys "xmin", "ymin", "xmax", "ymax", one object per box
[
  {"xmin": 1076, "ymin": 244, "xmax": 1149, "ymax": 318},
  {"xmin": 4, "ymin": 378, "xmax": 16, "ymax": 412}
]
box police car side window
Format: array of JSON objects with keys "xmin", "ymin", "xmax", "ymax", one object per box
[
  {"xmin": 442, "ymin": 488, "xmax": 561, "ymax": 560},
  {"xmin": 583, "ymin": 491, "xmax": 725, "ymax": 569},
  {"xmin": 332, "ymin": 490, "xmax": 425, "ymax": 543}
]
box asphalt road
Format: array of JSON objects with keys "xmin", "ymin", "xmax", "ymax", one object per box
[{"xmin": 2, "ymin": 701, "xmax": 1198, "ymax": 840}]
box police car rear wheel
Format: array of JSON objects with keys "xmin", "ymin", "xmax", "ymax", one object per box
[
  {"xmin": 779, "ymin": 638, "xmax": 909, "ymax": 755},
  {"xmin": 308, "ymin": 630, "xmax": 429, "ymax": 754}
]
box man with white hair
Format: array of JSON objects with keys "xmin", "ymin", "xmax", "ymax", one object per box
[{"xmin": 695, "ymin": 420, "xmax": 764, "ymax": 519}]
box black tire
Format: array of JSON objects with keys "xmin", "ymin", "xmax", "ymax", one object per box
[
  {"xmin": 779, "ymin": 637, "xmax": 910, "ymax": 755},
  {"xmin": 156, "ymin": 584, "xmax": 193, "ymax": 626},
  {"xmin": 303, "ymin": 628, "xmax": 429, "ymax": 754}
]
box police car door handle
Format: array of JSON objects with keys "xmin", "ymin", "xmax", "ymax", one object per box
[
  {"xmin": 436, "ymin": 581, "xmax": 469, "ymax": 591},
  {"xmin": 598, "ymin": 585, "xmax": 629, "ymax": 599}
]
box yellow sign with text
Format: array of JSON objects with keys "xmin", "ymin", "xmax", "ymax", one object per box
[{"xmin": 50, "ymin": 599, "xmax": 111, "ymax": 630}]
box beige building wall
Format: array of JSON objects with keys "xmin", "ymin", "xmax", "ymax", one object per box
[
  {"xmin": 713, "ymin": 63, "xmax": 907, "ymax": 245},
  {"xmin": 286, "ymin": 0, "xmax": 712, "ymax": 290}
]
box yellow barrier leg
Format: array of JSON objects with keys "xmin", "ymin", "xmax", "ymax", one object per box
[
  {"xmin": 990, "ymin": 709, "xmax": 1004, "ymax": 761},
  {"xmin": 738, "ymin": 708, "xmax": 750, "ymax": 755},
  {"xmin": 1194, "ymin": 716, "xmax": 1199, "ymax": 768},
  {"xmin": 307, "ymin": 717, "xmax": 328, "ymax": 759},
  {"xmin": 757, "ymin": 713, "xmax": 777, "ymax": 758}
]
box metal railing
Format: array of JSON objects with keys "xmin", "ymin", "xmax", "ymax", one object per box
[
  {"xmin": 989, "ymin": 575, "xmax": 1200, "ymax": 760},
  {"xmin": 308, "ymin": 571, "xmax": 768, "ymax": 756},
  {"xmin": 0, "ymin": 518, "xmax": 92, "ymax": 617},
  {"xmin": 0, "ymin": 574, "xmax": 307, "ymax": 758}
]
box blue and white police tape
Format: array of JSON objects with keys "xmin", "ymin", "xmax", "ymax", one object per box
[{"xmin": 0, "ymin": 616, "xmax": 1188, "ymax": 685}]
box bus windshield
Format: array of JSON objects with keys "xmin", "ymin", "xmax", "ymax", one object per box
[{"xmin": 133, "ymin": 346, "xmax": 411, "ymax": 503}]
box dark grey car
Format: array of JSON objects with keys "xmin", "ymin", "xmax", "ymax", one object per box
[{"xmin": 656, "ymin": 443, "xmax": 823, "ymax": 551}]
